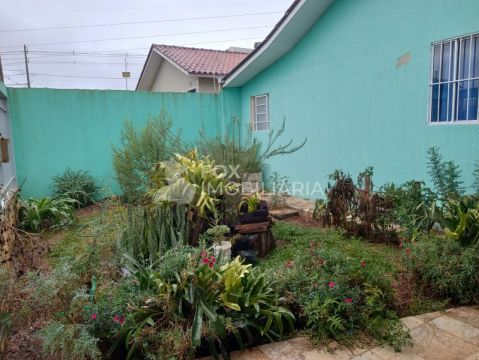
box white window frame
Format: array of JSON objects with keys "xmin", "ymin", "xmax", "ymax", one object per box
[
  {"xmin": 251, "ymin": 94, "xmax": 270, "ymax": 131},
  {"xmin": 429, "ymin": 32, "xmax": 479, "ymax": 125}
]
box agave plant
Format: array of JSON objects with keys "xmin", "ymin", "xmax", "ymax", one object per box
[{"xmin": 51, "ymin": 169, "xmax": 99, "ymax": 208}]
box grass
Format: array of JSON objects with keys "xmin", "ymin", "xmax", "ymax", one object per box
[
  {"xmin": 49, "ymin": 201, "xmax": 126, "ymax": 267},
  {"xmin": 261, "ymin": 222, "xmax": 403, "ymax": 274}
]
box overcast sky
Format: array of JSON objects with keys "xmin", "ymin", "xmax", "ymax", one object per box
[{"xmin": 0, "ymin": 0, "xmax": 291, "ymax": 90}]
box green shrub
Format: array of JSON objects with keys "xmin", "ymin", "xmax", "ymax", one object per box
[
  {"xmin": 19, "ymin": 196, "xmax": 76, "ymax": 232},
  {"xmin": 52, "ymin": 169, "xmax": 99, "ymax": 207},
  {"xmin": 405, "ymin": 237, "xmax": 479, "ymax": 304},
  {"xmin": 112, "ymin": 113, "xmax": 185, "ymax": 202}
]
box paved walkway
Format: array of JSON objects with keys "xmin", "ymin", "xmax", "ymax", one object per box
[{"xmin": 203, "ymin": 306, "xmax": 479, "ymax": 360}]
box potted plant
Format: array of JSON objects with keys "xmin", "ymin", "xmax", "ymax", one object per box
[
  {"xmin": 238, "ymin": 192, "xmax": 269, "ymax": 224},
  {"xmin": 206, "ymin": 225, "xmax": 233, "ymax": 262}
]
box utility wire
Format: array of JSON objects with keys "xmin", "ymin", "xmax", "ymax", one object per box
[
  {"xmin": 0, "ymin": 36, "xmax": 263, "ymax": 60},
  {"xmin": 0, "ymin": 24, "xmax": 273, "ymax": 48},
  {"xmin": 29, "ymin": 73, "xmax": 139, "ymax": 80},
  {"xmin": 0, "ymin": 11, "xmax": 282, "ymax": 33}
]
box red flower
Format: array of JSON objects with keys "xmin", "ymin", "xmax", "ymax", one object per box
[
  {"xmin": 328, "ymin": 281, "xmax": 336, "ymax": 289},
  {"xmin": 91, "ymin": 313, "xmax": 97, "ymax": 320},
  {"xmin": 202, "ymin": 258, "xmax": 210, "ymax": 264},
  {"xmin": 405, "ymin": 248, "xmax": 412, "ymax": 256},
  {"xmin": 285, "ymin": 260, "xmax": 294, "ymax": 269},
  {"xmin": 113, "ymin": 314, "xmax": 126, "ymax": 325},
  {"xmin": 201, "ymin": 251, "xmax": 207, "ymax": 258},
  {"xmin": 360, "ymin": 261, "xmax": 367, "ymax": 268},
  {"xmin": 344, "ymin": 298, "xmax": 353, "ymax": 304}
]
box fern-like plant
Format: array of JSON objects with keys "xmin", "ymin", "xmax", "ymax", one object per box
[{"xmin": 427, "ymin": 146, "xmax": 464, "ymax": 201}]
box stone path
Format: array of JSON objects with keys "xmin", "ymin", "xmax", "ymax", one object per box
[
  {"xmin": 201, "ymin": 306, "xmax": 479, "ymax": 360},
  {"xmin": 261, "ymin": 193, "xmax": 315, "ymax": 216}
]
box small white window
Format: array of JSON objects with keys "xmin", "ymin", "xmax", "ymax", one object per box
[
  {"xmin": 251, "ymin": 94, "xmax": 269, "ymax": 131},
  {"xmin": 429, "ymin": 33, "xmax": 479, "ymax": 123}
]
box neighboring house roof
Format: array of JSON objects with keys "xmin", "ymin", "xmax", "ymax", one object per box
[
  {"xmin": 154, "ymin": 45, "xmax": 250, "ymax": 76},
  {"xmin": 136, "ymin": 44, "xmax": 251, "ymax": 90},
  {"xmin": 223, "ymin": 0, "xmax": 335, "ymax": 88}
]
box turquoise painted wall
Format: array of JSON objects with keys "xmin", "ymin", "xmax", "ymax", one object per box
[
  {"xmin": 239, "ymin": 0, "xmax": 479, "ymax": 197},
  {"xmin": 8, "ymin": 88, "xmax": 241, "ymax": 198},
  {"xmin": 0, "ymin": 81, "xmax": 7, "ymax": 98}
]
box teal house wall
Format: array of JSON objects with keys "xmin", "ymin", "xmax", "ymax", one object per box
[
  {"xmin": 237, "ymin": 0, "xmax": 479, "ymax": 197},
  {"xmin": 8, "ymin": 88, "xmax": 240, "ymax": 198}
]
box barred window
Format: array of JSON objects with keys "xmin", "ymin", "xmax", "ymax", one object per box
[{"xmin": 430, "ymin": 33, "xmax": 479, "ymax": 123}]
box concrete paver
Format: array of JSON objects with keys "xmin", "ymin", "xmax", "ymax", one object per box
[{"xmin": 200, "ymin": 307, "xmax": 479, "ymax": 360}]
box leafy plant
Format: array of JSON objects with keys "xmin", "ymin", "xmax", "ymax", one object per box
[
  {"xmin": 438, "ymin": 196, "xmax": 479, "ymax": 246},
  {"xmin": 148, "ymin": 150, "xmax": 239, "ymax": 219},
  {"xmin": 19, "ymin": 196, "xmax": 76, "ymax": 232},
  {"xmin": 473, "ymin": 161, "xmax": 479, "ymax": 195},
  {"xmin": 239, "ymin": 192, "xmax": 260, "ymax": 213},
  {"xmin": 51, "ymin": 169, "xmax": 99, "ymax": 208},
  {"xmin": 112, "ymin": 113, "xmax": 186, "ymax": 202},
  {"xmin": 205, "ymin": 225, "xmax": 230, "ymax": 245}
]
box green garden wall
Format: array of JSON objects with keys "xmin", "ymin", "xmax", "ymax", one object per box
[
  {"xmin": 8, "ymin": 87, "xmax": 240, "ymax": 198},
  {"xmin": 238, "ymin": 0, "xmax": 479, "ymax": 197}
]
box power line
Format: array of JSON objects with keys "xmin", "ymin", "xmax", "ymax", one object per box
[
  {"xmin": 0, "ymin": 11, "xmax": 282, "ymax": 33},
  {"xmin": 3, "ymin": 1, "xmax": 281, "ymax": 15},
  {"xmin": 1, "ymin": 36, "xmax": 263, "ymax": 60},
  {"xmin": 0, "ymin": 24, "xmax": 273, "ymax": 48},
  {"xmin": 29, "ymin": 73, "xmax": 139, "ymax": 80}
]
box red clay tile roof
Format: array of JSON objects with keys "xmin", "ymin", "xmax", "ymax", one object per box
[{"xmin": 153, "ymin": 44, "xmax": 250, "ymax": 77}]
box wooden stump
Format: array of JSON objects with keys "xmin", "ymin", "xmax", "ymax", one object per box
[{"xmin": 234, "ymin": 220, "xmax": 275, "ymax": 257}]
